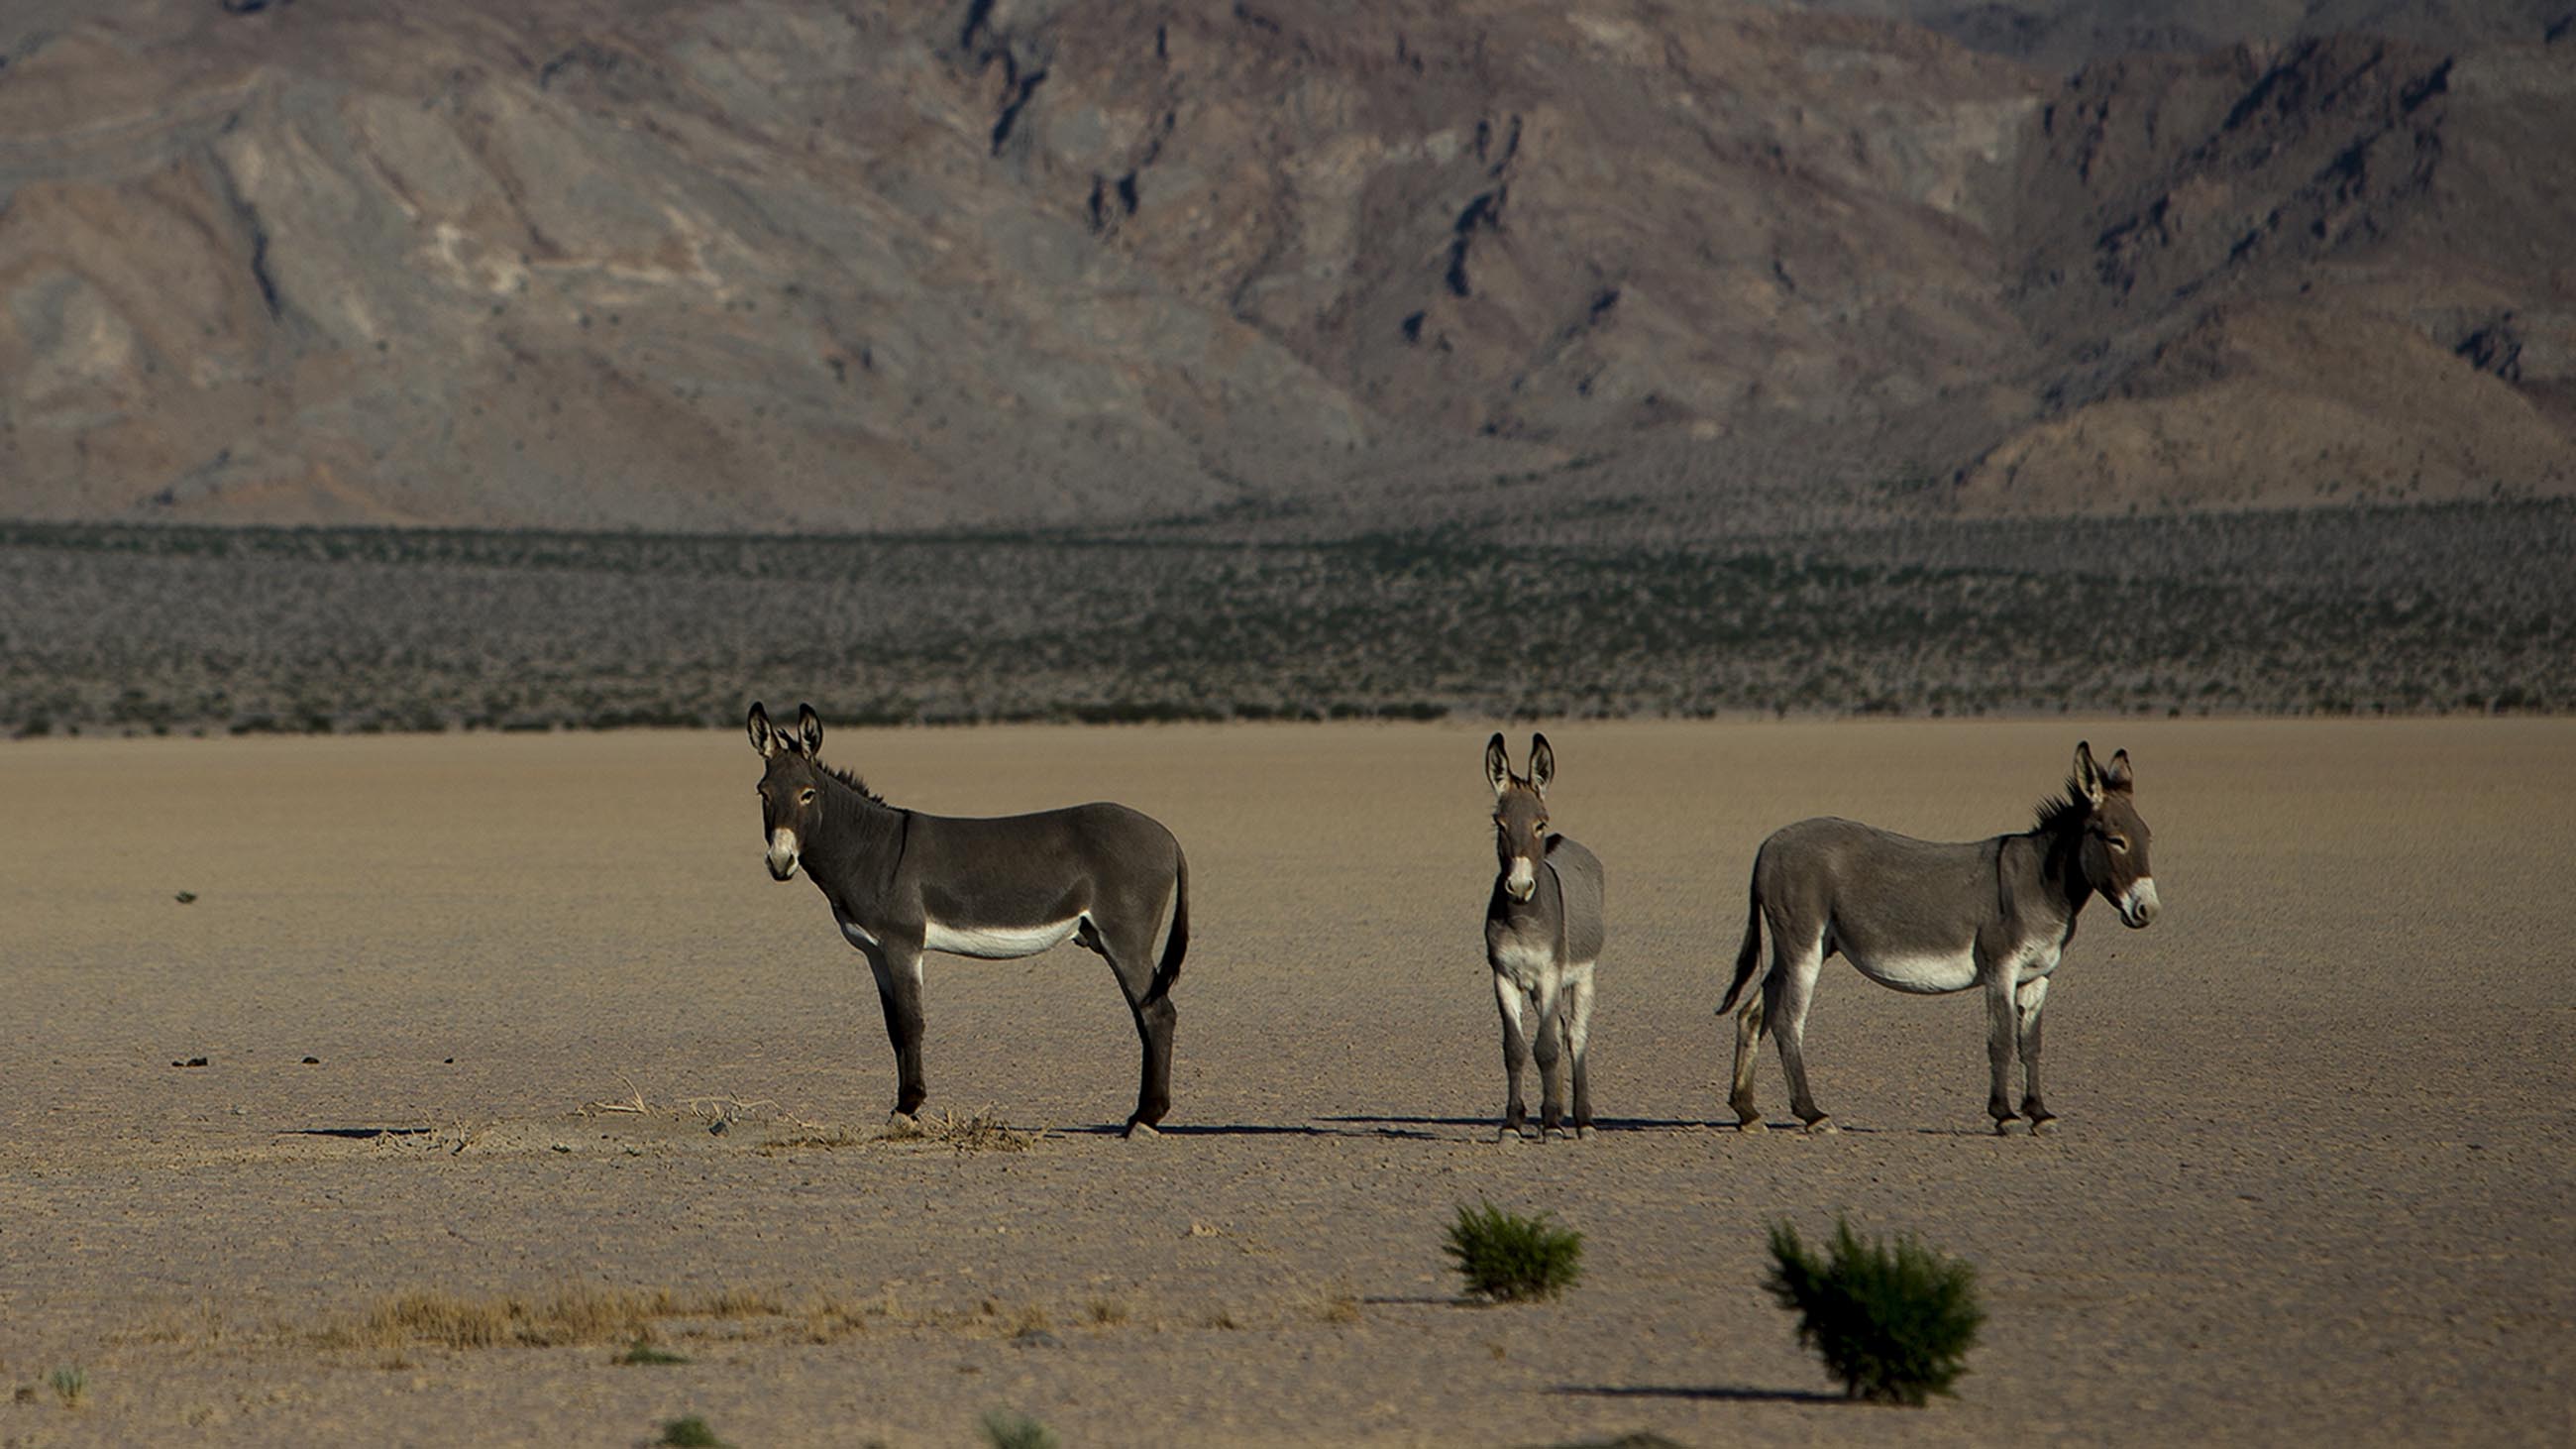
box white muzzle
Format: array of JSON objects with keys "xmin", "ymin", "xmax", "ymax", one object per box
[
  {"xmin": 2118, "ymin": 877, "xmax": 2160, "ymax": 928},
  {"xmin": 766, "ymin": 827, "xmax": 801, "ymax": 882}
]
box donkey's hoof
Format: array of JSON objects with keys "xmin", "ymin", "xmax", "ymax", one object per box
[
  {"xmin": 1122, "ymin": 1120, "xmax": 1160, "ymax": 1141},
  {"xmin": 886, "ymin": 1110, "xmax": 919, "ymax": 1132},
  {"xmin": 1991, "ymin": 1118, "xmax": 2017, "ymax": 1137},
  {"xmin": 1574, "ymin": 1124, "xmax": 1597, "ymax": 1140},
  {"xmin": 2027, "ymin": 1115, "xmax": 2057, "ymax": 1136},
  {"xmin": 1799, "ymin": 1117, "xmax": 1838, "ymax": 1136},
  {"xmin": 1736, "ymin": 1117, "xmax": 1769, "ymax": 1135}
]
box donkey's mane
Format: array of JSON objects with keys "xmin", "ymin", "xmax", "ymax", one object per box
[
  {"xmin": 2032, "ymin": 779, "xmax": 2092, "ymax": 836},
  {"xmin": 818, "ymin": 760, "xmax": 885, "ymax": 805}
]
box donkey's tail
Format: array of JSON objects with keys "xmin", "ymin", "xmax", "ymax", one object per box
[
  {"xmin": 1715, "ymin": 872, "xmax": 1766, "ymax": 1016},
  {"xmin": 1141, "ymin": 844, "xmax": 1189, "ymax": 1007}
]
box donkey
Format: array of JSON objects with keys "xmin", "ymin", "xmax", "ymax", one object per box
[
  {"xmin": 747, "ymin": 702, "xmax": 1189, "ymax": 1137},
  {"xmin": 1720, "ymin": 741, "xmax": 2158, "ymax": 1136},
  {"xmin": 1484, "ymin": 732, "xmax": 1606, "ymax": 1141}
]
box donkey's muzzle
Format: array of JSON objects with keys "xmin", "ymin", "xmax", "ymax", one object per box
[
  {"xmin": 766, "ymin": 852, "xmax": 800, "ymax": 882},
  {"xmin": 2117, "ymin": 878, "xmax": 2160, "ymax": 929},
  {"xmin": 766, "ymin": 828, "xmax": 801, "ymax": 882}
]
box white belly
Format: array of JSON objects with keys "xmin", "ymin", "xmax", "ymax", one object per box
[
  {"xmin": 1852, "ymin": 948, "xmax": 1979, "ymax": 995},
  {"xmin": 923, "ymin": 915, "xmax": 1083, "ymax": 960}
]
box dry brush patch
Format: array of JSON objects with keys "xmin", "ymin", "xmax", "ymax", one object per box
[
  {"xmin": 761, "ymin": 1106, "xmax": 1041, "ymax": 1155},
  {"xmin": 574, "ymin": 1078, "xmax": 1039, "ymax": 1154},
  {"xmin": 6, "ymin": 503, "xmax": 2571, "ymax": 735},
  {"xmin": 314, "ymin": 1284, "xmax": 790, "ymax": 1353}
]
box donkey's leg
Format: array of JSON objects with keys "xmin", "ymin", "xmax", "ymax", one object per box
[
  {"xmin": 2015, "ymin": 976, "xmax": 2053, "ymax": 1132},
  {"xmin": 1491, "ymin": 971, "xmax": 1534, "ymax": 1140},
  {"xmin": 858, "ymin": 942, "xmax": 928, "ymax": 1123},
  {"xmin": 1098, "ymin": 920, "xmax": 1176, "ymax": 1138},
  {"xmin": 1729, "ymin": 986, "xmax": 1770, "ymax": 1132},
  {"xmin": 1531, "ymin": 975, "xmax": 1567, "ymax": 1138},
  {"xmin": 1984, "ymin": 967, "xmax": 2022, "ymax": 1134},
  {"xmin": 1564, "ymin": 967, "xmax": 1597, "ymax": 1139},
  {"xmin": 1771, "ymin": 947, "xmax": 1836, "ymax": 1133},
  {"xmin": 1121, "ymin": 993, "xmax": 1178, "ymax": 1139}
]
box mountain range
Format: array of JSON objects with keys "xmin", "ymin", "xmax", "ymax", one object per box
[{"xmin": 2, "ymin": 0, "xmax": 2569, "ymax": 534}]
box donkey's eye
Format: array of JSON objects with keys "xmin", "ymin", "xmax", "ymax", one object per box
[
  {"xmin": 798, "ymin": 789, "xmax": 817, "ymax": 807},
  {"xmin": 2105, "ymin": 836, "xmax": 2128, "ymax": 851}
]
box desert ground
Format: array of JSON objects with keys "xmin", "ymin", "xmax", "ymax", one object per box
[{"xmin": 1, "ymin": 720, "xmax": 2569, "ymax": 1446}]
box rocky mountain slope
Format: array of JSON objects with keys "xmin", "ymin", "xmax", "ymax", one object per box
[{"xmin": 0, "ymin": 0, "xmax": 2568, "ymax": 533}]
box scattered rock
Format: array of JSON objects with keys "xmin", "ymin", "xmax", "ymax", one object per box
[{"xmin": 174, "ymin": 891, "xmax": 197, "ymax": 904}]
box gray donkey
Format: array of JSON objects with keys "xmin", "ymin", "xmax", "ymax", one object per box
[
  {"xmin": 1484, "ymin": 732, "xmax": 1606, "ymax": 1140},
  {"xmin": 748, "ymin": 703, "xmax": 1189, "ymax": 1137},
  {"xmin": 1721, "ymin": 741, "xmax": 2158, "ymax": 1136}
]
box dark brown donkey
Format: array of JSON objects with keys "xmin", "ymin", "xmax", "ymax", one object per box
[
  {"xmin": 1720, "ymin": 741, "xmax": 2158, "ymax": 1136},
  {"xmin": 748, "ymin": 703, "xmax": 1189, "ymax": 1137}
]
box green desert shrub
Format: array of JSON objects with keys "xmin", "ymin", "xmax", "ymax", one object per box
[
  {"xmin": 656, "ymin": 1416, "xmax": 725, "ymax": 1448},
  {"xmin": 1765, "ymin": 1217, "xmax": 1984, "ymax": 1405},
  {"xmin": 1443, "ymin": 1200, "xmax": 1584, "ymax": 1302},
  {"xmin": 979, "ymin": 1408, "xmax": 1060, "ymax": 1449}
]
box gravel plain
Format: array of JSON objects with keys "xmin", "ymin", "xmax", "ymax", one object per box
[{"xmin": 2, "ymin": 720, "xmax": 2570, "ymax": 1446}]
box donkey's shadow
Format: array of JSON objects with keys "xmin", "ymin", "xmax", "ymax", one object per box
[
  {"xmin": 1055, "ymin": 1121, "xmax": 1448, "ymax": 1142},
  {"xmin": 1548, "ymin": 1384, "xmax": 1844, "ymax": 1406},
  {"xmin": 1317, "ymin": 1114, "xmax": 1739, "ymax": 1135}
]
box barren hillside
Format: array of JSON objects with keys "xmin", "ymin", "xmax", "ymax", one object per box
[{"xmin": 0, "ymin": 0, "xmax": 2568, "ymax": 533}]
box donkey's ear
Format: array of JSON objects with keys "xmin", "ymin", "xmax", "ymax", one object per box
[
  {"xmin": 2102, "ymin": 747, "xmax": 2135, "ymax": 794},
  {"xmin": 2074, "ymin": 740, "xmax": 2104, "ymax": 806},
  {"xmin": 1528, "ymin": 732, "xmax": 1555, "ymax": 798},
  {"xmin": 796, "ymin": 703, "xmax": 823, "ymax": 757},
  {"xmin": 1484, "ymin": 732, "xmax": 1512, "ymax": 796},
  {"xmin": 748, "ymin": 702, "xmax": 782, "ymax": 758}
]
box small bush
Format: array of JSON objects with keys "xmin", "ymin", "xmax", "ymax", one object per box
[
  {"xmin": 49, "ymin": 1367, "xmax": 87, "ymax": 1406},
  {"xmin": 1765, "ymin": 1217, "xmax": 1984, "ymax": 1405},
  {"xmin": 1443, "ymin": 1200, "xmax": 1583, "ymax": 1302},
  {"xmin": 980, "ymin": 1408, "xmax": 1060, "ymax": 1449},
  {"xmin": 615, "ymin": 1338, "xmax": 689, "ymax": 1365},
  {"xmin": 657, "ymin": 1416, "xmax": 725, "ymax": 1448}
]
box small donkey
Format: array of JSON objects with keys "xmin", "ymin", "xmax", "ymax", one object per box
[{"xmin": 1483, "ymin": 732, "xmax": 1606, "ymax": 1140}]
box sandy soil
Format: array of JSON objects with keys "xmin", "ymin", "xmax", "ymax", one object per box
[{"xmin": 2, "ymin": 720, "xmax": 2570, "ymax": 1447}]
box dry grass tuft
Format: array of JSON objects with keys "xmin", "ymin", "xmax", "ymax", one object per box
[
  {"xmin": 975, "ymin": 1299, "xmax": 1053, "ymax": 1338},
  {"xmin": 801, "ymin": 1295, "xmax": 869, "ymax": 1344},
  {"xmin": 580, "ymin": 1078, "xmax": 810, "ymax": 1137},
  {"xmin": 319, "ymin": 1284, "xmax": 787, "ymax": 1353},
  {"xmin": 579, "ymin": 1076, "xmax": 653, "ymax": 1117},
  {"xmin": 1086, "ymin": 1297, "xmax": 1131, "ymax": 1327},
  {"xmin": 882, "ymin": 1107, "xmax": 1038, "ymax": 1153},
  {"xmin": 113, "ymin": 1302, "xmax": 230, "ymax": 1350}
]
